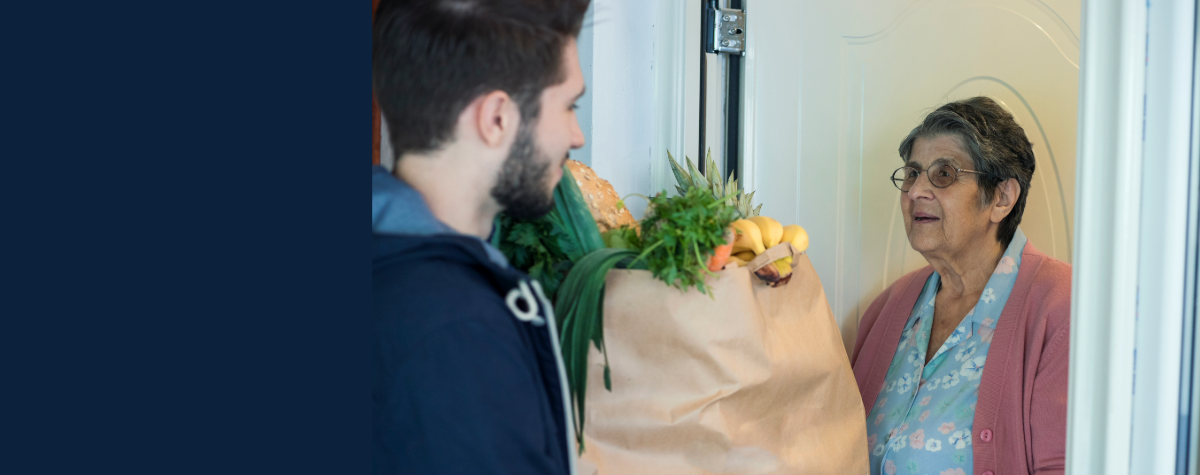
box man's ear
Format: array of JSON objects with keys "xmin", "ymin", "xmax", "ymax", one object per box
[
  {"xmin": 990, "ymin": 178, "xmax": 1020, "ymax": 224},
  {"xmin": 474, "ymin": 90, "xmax": 519, "ymax": 149}
]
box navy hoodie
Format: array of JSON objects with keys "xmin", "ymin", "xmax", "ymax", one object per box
[{"xmin": 372, "ymin": 167, "xmax": 575, "ymax": 475}]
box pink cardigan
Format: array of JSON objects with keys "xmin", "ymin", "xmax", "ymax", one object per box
[{"xmin": 851, "ymin": 242, "xmax": 1071, "ymax": 475}]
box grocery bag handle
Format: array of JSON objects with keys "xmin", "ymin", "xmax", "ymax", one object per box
[{"xmin": 744, "ymin": 242, "xmax": 798, "ymax": 273}]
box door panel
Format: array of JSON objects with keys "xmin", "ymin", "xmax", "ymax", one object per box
[{"xmin": 745, "ymin": 0, "xmax": 1079, "ymax": 352}]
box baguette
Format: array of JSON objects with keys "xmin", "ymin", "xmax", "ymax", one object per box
[{"xmin": 565, "ymin": 160, "xmax": 638, "ymax": 234}]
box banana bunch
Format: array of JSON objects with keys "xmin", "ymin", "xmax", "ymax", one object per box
[{"xmin": 727, "ymin": 216, "xmax": 809, "ymax": 286}]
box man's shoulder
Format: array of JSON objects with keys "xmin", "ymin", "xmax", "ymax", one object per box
[
  {"xmin": 375, "ymin": 254, "xmax": 504, "ymax": 308},
  {"xmin": 373, "ymin": 233, "xmax": 523, "ymax": 337}
]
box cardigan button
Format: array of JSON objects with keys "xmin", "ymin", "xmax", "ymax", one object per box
[
  {"xmin": 982, "ymin": 471, "xmax": 995, "ymax": 475},
  {"xmin": 980, "ymin": 429, "xmax": 993, "ymax": 442}
]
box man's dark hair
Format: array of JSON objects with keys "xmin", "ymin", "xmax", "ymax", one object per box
[
  {"xmin": 373, "ymin": 0, "xmax": 590, "ymax": 160},
  {"xmin": 897, "ymin": 96, "xmax": 1036, "ymax": 248}
]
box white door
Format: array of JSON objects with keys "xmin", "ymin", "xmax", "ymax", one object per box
[{"xmin": 739, "ymin": 0, "xmax": 1080, "ymax": 352}]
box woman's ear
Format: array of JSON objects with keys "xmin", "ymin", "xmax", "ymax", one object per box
[{"xmin": 990, "ymin": 178, "xmax": 1020, "ymax": 224}]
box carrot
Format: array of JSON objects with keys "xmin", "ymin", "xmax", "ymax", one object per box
[{"xmin": 707, "ymin": 227, "xmax": 736, "ymax": 271}]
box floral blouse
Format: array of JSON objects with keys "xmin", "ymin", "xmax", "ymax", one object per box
[{"xmin": 865, "ymin": 229, "xmax": 1027, "ymax": 475}]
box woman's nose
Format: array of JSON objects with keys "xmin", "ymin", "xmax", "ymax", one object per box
[{"xmin": 907, "ymin": 171, "xmax": 936, "ymax": 198}]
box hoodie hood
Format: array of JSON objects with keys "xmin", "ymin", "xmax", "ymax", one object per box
[
  {"xmin": 372, "ymin": 165, "xmax": 455, "ymax": 236},
  {"xmin": 372, "ymin": 166, "xmax": 508, "ymax": 268}
]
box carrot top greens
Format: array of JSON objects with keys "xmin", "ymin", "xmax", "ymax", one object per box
[{"xmin": 635, "ymin": 186, "xmax": 738, "ymax": 295}]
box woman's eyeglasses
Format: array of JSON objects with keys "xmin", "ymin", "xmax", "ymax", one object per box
[{"xmin": 891, "ymin": 164, "xmax": 986, "ymax": 192}]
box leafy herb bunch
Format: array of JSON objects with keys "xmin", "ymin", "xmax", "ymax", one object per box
[
  {"xmin": 636, "ymin": 186, "xmax": 738, "ymax": 295},
  {"xmin": 494, "ymin": 213, "xmax": 574, "ymax": 301},
  {"xmin": 493, "ymin": 164, "xmax": 606, "ymax": 302}
]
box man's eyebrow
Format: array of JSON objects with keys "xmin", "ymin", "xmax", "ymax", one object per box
[{"xmin": 573, "ymin": 86, "xmax": 586, "ymax": 102}]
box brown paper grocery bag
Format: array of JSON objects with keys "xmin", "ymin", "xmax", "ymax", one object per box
[{"xmin": 577, "ymin": 253, "xmax": 868, "ymax": 475}]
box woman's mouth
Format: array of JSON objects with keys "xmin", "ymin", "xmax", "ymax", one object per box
[{"xmin": 913, "ymin": 212, "xmax": 939, "ymax": 223}]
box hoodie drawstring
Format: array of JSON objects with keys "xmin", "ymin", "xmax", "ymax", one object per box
[{"xmin": 529, "ymin": 280, "xmax": 579, "ymax": 475}]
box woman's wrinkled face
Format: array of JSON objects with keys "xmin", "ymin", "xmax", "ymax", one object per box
[{"xmin": 901, "ymin": 135, "xmax": 995, "ymax": 257}]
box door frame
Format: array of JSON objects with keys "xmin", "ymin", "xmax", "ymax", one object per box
[{"xmin": 1068, "ymin": 0, "xmax": 1198, "ymax": 473}]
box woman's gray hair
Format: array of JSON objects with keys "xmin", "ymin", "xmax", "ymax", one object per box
[{"xmin": 897, "ymin": 96, "xmax": 1035, "ymax": 247}]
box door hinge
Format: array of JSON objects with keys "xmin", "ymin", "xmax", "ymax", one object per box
[{"xmin": 705, "ymin": 7, "xmax": 746, "ymax": 56}]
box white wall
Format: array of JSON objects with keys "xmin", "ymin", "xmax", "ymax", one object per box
[{"xmin": 583, "ymin": 0, "xmax": 663, "ymax": 219}]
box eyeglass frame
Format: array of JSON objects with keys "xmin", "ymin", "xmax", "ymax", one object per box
[{"xmin": 890, "ymin": 162, "xmax": 988, "ymax": 192}]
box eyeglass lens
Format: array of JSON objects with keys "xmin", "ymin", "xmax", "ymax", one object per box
[{"xmin": 893, "ymin": 164, "xmax": 957, "ymax": 191}]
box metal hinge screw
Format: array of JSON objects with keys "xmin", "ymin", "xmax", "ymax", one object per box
[{"xmin": 709, "ymin": 7, "xmax": 746, "ymax": 55}]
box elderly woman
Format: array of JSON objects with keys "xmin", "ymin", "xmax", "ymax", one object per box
[{"xmin": 851, "ymin": 97, "xmax": 1070, "ymax": 475}]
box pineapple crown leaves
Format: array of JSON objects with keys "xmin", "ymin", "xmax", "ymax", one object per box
[
  {"xmin": 665, "ymin": 148, "xmax": 760, "ymax": 218},
  {"xmin": 705, "ymin": 149, "xmax": 725, "ymax": 198},
  {"xmin": 667, "ymin": 150, "xmax": 692, "ymax": 196}
]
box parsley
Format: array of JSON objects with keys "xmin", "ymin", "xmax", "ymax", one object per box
[
  {"xmin": 600, "ymin": 226, "xmax": 640, "ymax": 250},
  {"xmin": 494, "ymin": 164, "xmax": 607, "ymax": 303},
  {"xmin": 635, "ymin": 186, "xmax": 738, "ymax": 295},
  {"xmin": 495, "ymin": 213, "xmax": 573, "ymax": 301}
]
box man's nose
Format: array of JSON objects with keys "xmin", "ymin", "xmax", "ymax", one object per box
[{"xmin": 569, "ymin": 112, "xmax": 585, "ymax": 149}]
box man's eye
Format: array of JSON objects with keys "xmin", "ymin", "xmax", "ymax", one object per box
[{"xmin": 570, "ymin": 104, "xmax": 579, "ymax": 111}]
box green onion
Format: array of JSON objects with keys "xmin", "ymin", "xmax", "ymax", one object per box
[{"xmin": 555, "ymin": 247, "xmax": 646, "ymax": 453}]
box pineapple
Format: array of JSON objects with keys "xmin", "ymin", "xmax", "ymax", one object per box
[{"xmin": 667, "ymin": 149, "xmax": 762, "ymax": 218}]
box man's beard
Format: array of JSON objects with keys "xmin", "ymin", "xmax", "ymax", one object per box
[{"xmin": 490, "ymin": 123, "xmax": 559, "ymax": 220}]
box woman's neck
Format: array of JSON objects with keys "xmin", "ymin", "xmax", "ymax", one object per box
[{"xmin": 925, "ymin": 238, "xmax": 1005, "ymax": 300}]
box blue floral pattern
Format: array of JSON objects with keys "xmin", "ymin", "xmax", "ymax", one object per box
[{"xmin": 865, "ymin": 229, "xmax": 1027, "ymax": 475}]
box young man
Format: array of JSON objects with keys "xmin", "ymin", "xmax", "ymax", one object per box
[{"xmin": 372, "ymin": 0, "xmax": 589, "ymax": 474}]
